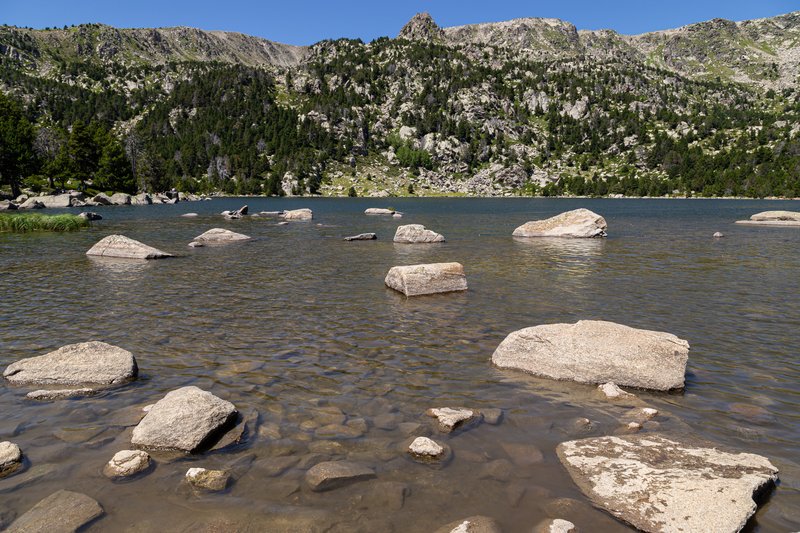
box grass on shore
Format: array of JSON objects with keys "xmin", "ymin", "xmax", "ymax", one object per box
[{"xmin": 0, "ymin": 213, "xmax": 89, "ymax": 233}]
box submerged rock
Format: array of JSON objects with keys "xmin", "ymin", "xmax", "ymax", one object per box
[
  {"xmin": 0, "ymin": 441, "xmax": 23, "ymax": 478},
  {"xmin": 3, "ymin": 341, "xmax": 137, "ymax": 387},
  {"xmin": 131, "ymin": 386, "xmax": 238, "ymax": 452},
  {"xmin": 513, "ymin": 208, "xmax": 607, "ymax": 238},
  {"xmin": 393, "ymin": 224, "xmax": 445, "ymax": 243},
  {"xmin": 281, "ymin": 208, "xmax": 313, "ymax": 221},
  {"xmin": 86, "ymin": 234, "xmax": 173, "ymax": 259},
  {"xmin": 365, "ymin": 208, "xmax": 395, "ymax": 215},
  {"xmin": 7, "ymin": 490, "xmax": 104, "ymax": 532},
  {"xmin": 492, "ymin": 320, "xmax": 689, "ymax": 391},
  {"xmin": 304, "ymin": 460, "xmax": 375, "ymax": 492},
  {"xmin": 433, "ymin": 515, "xmax": 502, "ymax": 533},
  {"xmin": 344, "ymin": 233, "xmax": 377, "ymax": 241},
  {"xmin": 385, "ymin": 262, "xmax": 467, "ymax": 296},
  {"xmin": 736, "ymin": 211, "xmax": 800, "ymax": 226},
  {"xmin": 557, "ymin": 434, "xmax": 779, "ymax": 533},
  {"xmin": 191, "ymin": 228, "xmax": 251, "ymax": 245},
  {"xmin": 426, "ymin": 407, "xmax": 481, "ymax": 433},
  {"xmin": 597, "ymin": 382, "xmax": 635, "ymax": 400},
  {"xmin": 26, "ymin": 388, "xmax": 96, "ymax": 400},
  {"xmin": 78, "ymin": 211, "xmax": 102, "ymax": 221},
  {"xmin": 103, "ymin": 450, "xmax": 151, "ymax": 479},
  {"xmin": 186, "ymin": 467, "xmax": 229, "ymax": 491}
]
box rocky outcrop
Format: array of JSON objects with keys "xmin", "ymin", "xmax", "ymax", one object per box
[
  {"xmin": 385, "ymin": 262, "xmax": 467, "ymax": 296},
  {"xmin": 557, "ymin": 434, "xmax": 779, "ymax": 533},
  {"xmin": 3, "ymin": 341, "xmax": 137, "ymax": 387},
  {"xmin": 281, "ymin": 208, "xmax": 313, "ymax": 220},
  {"xmin": 305, "ymin": 461, "xmax": 376, "ymax": 492},
  {"xmin": 344, "ymin": 233, "xmax": 377, "ymax": 241},
  {"xmin": 190, "ymin": 228, "xmax": 251, "ymax": 245},
  {"xmin": 186, "ymin": 467, "xmax": 229, "ymax": 491},
  {"xmin": 103, "ymin": 450, "xmax": 151, "ymax": 478},
  {"xmin": 736, "ymin": 210, "xmax": 800, "ymax": 226},
  {"xmin": 492, "ymin": 320, "xmax": 689, "ymax": 391},
  {"xmin": 7, "ymin": 490, "xmax": 104, "ymax": 532},
  {"xmin": 86, "ymin": 234, "xmax": 173, "ymax": 259},
  {"xmin": 0, "ymin": 441, "xmax": 23, "ymax": 478},
  {"xmin": 0, "ymin": 200, "xmax": 18, "ymax": 210},
  {"xmin": 433, "ymin": 515, "xmax": 502, "ymax": 533},
  {"xmin": 393, "ymin": 224, "xmax": 445, "ymax": 243},
  {"xmin": 513, "ymin": 208, "xmax": 607, "ymax": 238},
  {"xmin": 398, "ymin": 13, "xmax": 445, "ymax": 42},
  {"xmin": 131, "ymin": 386, "xmax": 237, "ymax": 452}
]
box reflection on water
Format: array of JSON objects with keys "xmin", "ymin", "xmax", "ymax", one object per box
[{"xmin": 0, "ymin": 198, "xmax": 799, "ymax": 531}]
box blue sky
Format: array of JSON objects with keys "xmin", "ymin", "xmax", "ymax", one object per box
[{"xmin": 3, "ymin": 0, "xmax": 797, "ymax": 45}]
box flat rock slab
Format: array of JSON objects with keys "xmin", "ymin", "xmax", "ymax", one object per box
[
  {"xmin": 736, "ymin": 211, "xmax": 800, "ymax": 226},
  {"xmin": 131, "ymin": 386, "xmax": 237, "ymax": 452},
  {"xmin": 492, "ymin": 320, "xmax": 689, "ymax": 391},
  {"xmin": 344, "ymin": 233, "xmax": 377, "ymax": 241},
  {"xmin": 281, "ymin": 208, "xmax": 313, "ymax": 220},
  {"xmin": 434, "ymin": 515, "xmax": 502, "ymax": 533},
  {"xmin": 86, "ymin": 235, "xmax": 172, "ymax": 259},
  {"xmin": 305, "ymin": 460, "xmax": 375, "ymax": 492},
  {"xmin": 191, "ymin": 228, "xmax": 251, "ymax": 245},
  {"xmin": 385, "ymin": 262, "xmax": 467, "ymax": 297},
  {"xmin": 4, "ymin": 341, "xmax": 137, "ymax": 387},
  {"xmin": 26, "ymin": 388, "xmax": 96, "ymax": 400},
  {"xmin": 393, "ymin": 224, "xmax": 445, "ymax": 243},
  {"xmin": 7, "ymin": 489, "xmax": 104, "ymax": 533},
  {"xmin": 557, "ymin": 434, "xmax": 778, "ymax": 533},
  {"xmin": 0, "ymin": 441, "xmax": 23, "ymax": 478},
  {"xmin": 513, "ymin": 208, "xmax": 607, "ymax": 238}
]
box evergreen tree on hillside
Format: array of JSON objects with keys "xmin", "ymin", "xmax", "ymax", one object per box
[{"xmin": 0, "ymin": 91, "xmax": 35, "ymax": 197}]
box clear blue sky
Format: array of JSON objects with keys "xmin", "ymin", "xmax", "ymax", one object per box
[{"xmin": 3, "ymin": 0, "xmax": 797, "ymax": 46}]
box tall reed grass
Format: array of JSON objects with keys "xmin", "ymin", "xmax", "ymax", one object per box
[{"xmin": 0, "ymin": 213, "xmax": 90, "ymax": 233}]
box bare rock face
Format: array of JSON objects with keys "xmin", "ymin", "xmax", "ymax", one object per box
[
  {"xmin": 304, "ymin": 460, "xmax": 375, "ymax": 492},
  {"xmin": 385, "ymin": 262, "xmax": 467, "ymax": 296},
  {"xmin": 364, "ymin": 208, "xmax": 395, "ymax": 215},
  {"xmin": 393, "ymin": 224, "xmax": 445, "ymax": 243},
  {"xmin": 86, "ymin": 234, "xmax": 173, "ymax": 259},
  {"xmin": 185, "ymin": 467, "xmax": 229, "ymax": 491},
  {"xmin": 0, "ymin": 441, "xmax": 23, "ymax": 478},
  {"xmin": 3, "ymin": 341, "xmax": 137, "ymax": 387},
  {"xmin": 736, "ymin": 210, "xmax": 800, "ymax": 226},
  {"xmin": 513, "ymin": 208, "xmax": 607, "ymax": 238},
  {"xmin": 433, "ymin": 515, "xmax": 502, "ymax": 533},
  {"xmin": 398, "ymin": 12, "xmax": 445, "ymax": 42},
  {"xmin": 191, "ymin": 228, "xmax": 251, "ymax": 245},
  {"xmin": 281, "ymin": 208, "xmax": 313, "ymax": 220},
  {"xmin": 557, "ymin": 434, "xmax": 779, "ymax": 533},
  {"xmin": 492, "ymin": 320, "xmax": 689, "ymax": 391},
  {"xmin": 7, "ymin": 490, "xmax": 104, "ymax": 533},
  {"xmin": 103, "ymin": 450, "xmax": 151, "ymax": 478},
  {"xmin": 131, "ymin": 386, "xmax": 237, "ymax": 452}
]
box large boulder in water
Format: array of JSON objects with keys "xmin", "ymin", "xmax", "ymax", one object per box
[
  {"xmin": 131, "ymin": 386, "xmax": 238, "ymax": 452},
  {"xmin": 385, "ymin": 262, "xmax": 467, "ymax": 296},
  {"xmin": 86, "ymin": 234, "xmax": 172, "ymax": 259},
  {"xmin": 557, "ymin": 434, "xmax": 778, "ymax": 533},
  {"xmin": 736, "ymin": 210, "xmax": 800, "ymax": 226},
  {"xmin": 365, "ymin": 208, "xmax": 395, "ymax": 215},
  {"xmin": 281, "ymin": 208, "xmax": 313, "ymax": 221},
  {"xmin": 393, "ymin": 224, "xmax": 445, "ymax": 243},
  {"xmin": 191, "ymin": 228, "xmax": 251, "ymax": 245},
  {"xmin": 513, "ymin": 208, "xmax": 607, "ymax": 238},
  {"xmin": 3, "ymin": 341, "xmax": 138, "ymax": 387},
  {"xmin": 492, "ymin": 320, "xmax": 689, "ymax": 391},
  {"xmin": 6, "ymin": 490, "xmax": 104, "ymax": 532}
]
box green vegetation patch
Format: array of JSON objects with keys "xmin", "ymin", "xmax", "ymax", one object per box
[{"xmin": 0, "ymin": 213, "xmax": 89, "ymax": 233}]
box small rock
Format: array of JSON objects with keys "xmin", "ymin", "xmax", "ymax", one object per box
[
  {"xmin": 481, "ymin": 408, "xmax": 503, "ymax": 425},
  {"xmin": 393, "ymin": 224, "xmax": 445, "ymax": 243},
  {"xmin": 434, "ymin": 515, "xmax": 502, "ymax": 533},
  {"xmin": 7, "ymin": 490, "xmax": 103, "ymax": 532},
  {"xmin": 86, "ymin": 235, "xmax": 172, "ymax": 260},
  {"xmin": 426, "ymin": 407, "xmax": 481, "ymax": 433},
  {"xmin": 187, "ymin": 241, "xmax": 204, "ymax": 248},
  {"xmin": 305, "ymin": 460, "xmax": 375, "ymax": 492},
  {"xmin": 534, "ymin": 518, "xmax": 578, "ymax": 533},
  {"xmin": 182, "ymin": 213, "xmax": 199, "ymax": 217},
  {"xmin": 598, "ymin": 382, "xmax": 635, "ymax": 400},
  {"xmin": 393, "ymin": 213, "xmax": 403, "ymax": 218},
  {"xmin": 103, "ymin": 450, "xmax": 151, "ymax": 478},
  {"xmin": 344, "ymin": 233, "xmax": 377, "ymax": 241},
  {"xmin": 407, "ymin": 436, "xmax": 445, "ymax": 459},
  {"xmin": 501, "ymin": 442, "xmax": 544, "ymax": 467},
  {"xmin": 78, "ymin": 212, "xmax": 102, "ymax": 221},
  {"xmin": 277, "ymin": 221, "xmax": 289, "ymax": 226},
  {"xmin": 713, "ymin": 232, "xmax": 724, "ymax": 238},
  {"xmin": 0, "ymin": 441, "xmax": 23, "ymax": 478},
  {"xmin": 186, "ymin": 467, "xmax": 230, "ymax": 491}
]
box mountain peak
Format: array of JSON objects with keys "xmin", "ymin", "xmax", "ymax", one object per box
[{"xmin": 398, "ymin": 12, "xmax": 444, "ymax": 42}]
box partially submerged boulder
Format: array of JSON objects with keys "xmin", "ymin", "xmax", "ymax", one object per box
[
  {"xmin": 736, "ymin": 211, "xmax": 800, "ymax": 226},
  {"xmin": 385, "ymin": 262, "xmax": 467, "ymax": 296},
  {"xmin": 281, "ymin": 208, "xmax": 313, "ymax": 221},
  {"xmin": 3, "ymin": 341, "xmax": 137, "ymax": 387},
  {"xmin": 131, "ymin": 386, "xmax": 237, "ymax": 452},
  {"xmin": 344, "ymin": 233, "xmax": 377, "ymax": 241},
  {"xmin": 365, "ymin": 208, "xmax": 395, "ymax": 215},
  {"xmin": 0, "ymin": 441, "xmax": 23, "ymax": 478},
  {"xmin": 557, "ymin": 434, "xmax": 779, "ymax": 533},
  {"xmin": 426, "ymin": 407, "xmax": 482, "ymax": 433},
  {"xmin": 103, "ymin": 450, "xmax": 151, "ymax": 479},
  {"xmin": 513, "ymin": 208, "xmax": 607, "ymax": 238},
  {"xmin": 186, "ymin": 467, "xmax": 230, "ymax": 491},
  {"xmin": 191, "ymin": 228, "xmax": 251, "ymax": 245},
  {"xmin": 492, "ymin": 320, "xmax": 689, "ymax": 391},
  {"xmin": 393, "ymin": 224, "xmax": 445, "ymax": 243},
  {"xmin": 7, "ymin": 490, "xmax": 104, "ymax": 532},
  {"xmin": 86, "ymin": 234, "xmax": 172, "ymax": 259},
  {"xmin": 305, "ymin": 461, "xmax": 375, "ymax": 492},
  {"xmin": 222, "ymin": 205, "xmax": 248, "ymax": 219}
]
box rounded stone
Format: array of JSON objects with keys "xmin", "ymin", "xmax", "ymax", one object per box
[{"xmin": 103, "ymin": 450, "xmax": 151, "ymax": 478}]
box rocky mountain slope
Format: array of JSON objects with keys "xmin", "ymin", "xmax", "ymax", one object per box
[{"xmin": 1, "ymin": 12, "xmax": 798, "ymax": 198}]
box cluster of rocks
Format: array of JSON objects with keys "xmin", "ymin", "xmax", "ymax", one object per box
[{"xmin": 0, "ymin": 190, "xmax": 206, "ymax": 211}]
